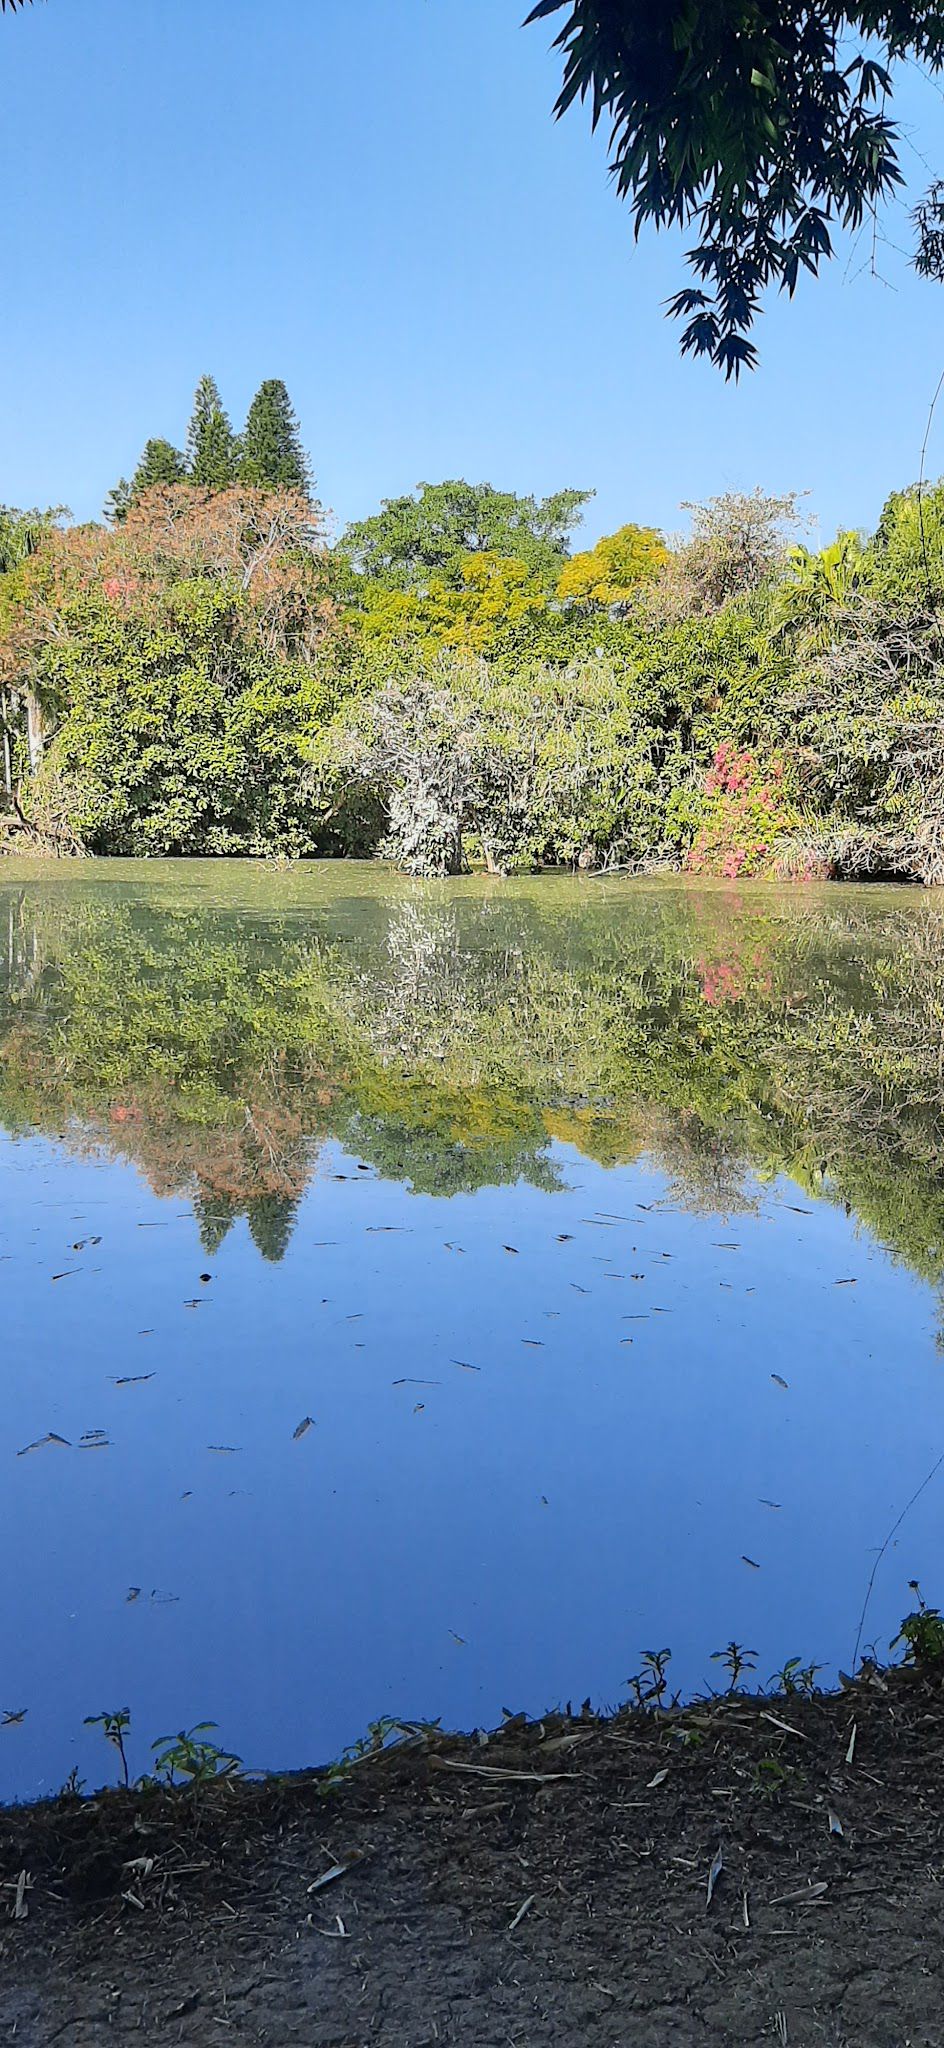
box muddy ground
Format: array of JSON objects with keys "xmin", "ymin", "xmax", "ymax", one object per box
[{"xmin": 0, "ymin": 1667, "xmax": 941, "ymax": 2046}]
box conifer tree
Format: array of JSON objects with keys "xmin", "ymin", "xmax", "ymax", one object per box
[
  {"xmin": 131, "ymin": 437, "xmax": 187, "ymax": 496},
  {"xmin": 103, "ymin": 479, "xmax": 132, "ymax": 526},
  {"xmin": 186, "ymin": 375, "xmax": 239, "ymax": 490},
  {"xmin": 240, "ymin": 379, "xmax": 310, "ymax": 493}
]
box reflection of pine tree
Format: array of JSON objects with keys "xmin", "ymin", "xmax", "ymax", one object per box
[
  {"xmin": 193, "ymin": 1190, "xmax": 238, "ymax": 1256},
  {"xmin": 245, "ymin": 1193, "xmax": 300, "ymax": 1263}
]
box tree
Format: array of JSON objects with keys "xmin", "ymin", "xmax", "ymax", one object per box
[
  {"xmin": 557, "ymin": 523, "xmax": 669, "ymax": 606},
  {"xmin": 0, "ymin": 505, "xmax": 63, "ymax": 574},
  {"xmin": 315, "ymin": 651, "xmax": 687, "ymax": 875},
  {"xmin": 340, "ymin": 480, "xmax": 592, "ymax": 592},
  {"xmin": 0, "ymin": 484, "xmax": 335, "ymax": 844},
  {"xmin": 186, "ymin": 375, "xmax": 239, "ymax": 491},
  {"xmin": 776, "ymin": 532, "xmax": 864, "ymax": 652},
  {"xmin": 527, "ymin": 0, "xmax": 944, "ymax": 373},
  {"xmin": 240, "ymin": 380, "xmax": 310, "ymax": 492},
  {"xmin": 357, "ymin": 551, "xmax": 550, "ymax": 650},
  {"xmin": 661, "ymin": 490, "xmax": 806, "ymax": 614},
  {"xmin": 131, "ymin": 437, "xmax": 188, "ymax": 495},
  {"xmin": 106, "ymin": 439, "xmax": 189, "ymax": 523},
  {"xmin": 103, "ymin": 480, "xmax": 132, "ymax": 527},
  {"xmin": 0, "ymin": 505, "xmax": 68, "ymax": 786}
]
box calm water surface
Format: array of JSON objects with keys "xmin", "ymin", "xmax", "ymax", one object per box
[{"xmin": 1, "ymin": 860, "xmax": 942, "ymax": 1799}]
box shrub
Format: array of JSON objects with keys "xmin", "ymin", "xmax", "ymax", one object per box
[{"xmin": 683, "ymin": 742, "xmax": 798, "ymax": 878}]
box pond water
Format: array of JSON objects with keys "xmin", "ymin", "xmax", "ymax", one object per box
[{"xmin": 1, "ymin": 859, "xmax": 943, "ymax": 1800}]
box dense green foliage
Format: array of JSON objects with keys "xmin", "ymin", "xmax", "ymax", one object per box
[
  {"xmin": 339, "ymin": 481, "xmax": 592, "ymax": 592},
  {"xmin": 4, "ymin": 387, "xmax": 944, "ymax": 878},
  {"xmin": 43, "ymin": 582, "xmax": 335, "ymax": 857},
  {"xmin": 527, "ymin": 1, "xmax": 944, "ymax": 372}
]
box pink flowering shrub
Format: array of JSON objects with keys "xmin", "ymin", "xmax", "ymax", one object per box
[
  {"xmin": 686, "ymin": 742, "xmax": 796, "ymax": 878},
  {"xmin": 101, "ymin": 572, "xmax": 139, "ymax": 606}
]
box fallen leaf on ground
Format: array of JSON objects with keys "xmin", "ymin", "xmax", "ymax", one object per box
[
  {"xmin": 770, "ymin": 1881, "xmax": 828, "ymax": 1906},
  {"xmin": 307, "ymin": 1860, "xmax": 362, "ymax": 1894}
]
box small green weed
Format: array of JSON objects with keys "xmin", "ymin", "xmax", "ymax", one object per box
[
  {"xmin": 150, "ymin": 1723, "xmax": 242, "ymax": 1786},
  {"xmin": 627, "ymin": 1648, "xmax": 673, "ymax": 1710},
  {"xmin": 710, "ymin": 1641, "xmax": 758, "ymax": 1693},
  {"xmin": 84, "ymin": 1709, "xmax": 241, "ymax": 1790},
  {"xmin": 893, "ymin": 1583, "xmax": 944, "ymax": 1667},
  {"xmin": 322, "ymin": 1716, "xmax": 441, "ymax": 1791},
  {"xmin": 84, "ymin": 1708, "xmax": 132, "ymax": 1788},
  {"xmin": 769, "ymin": 1656, "xmax": 824, "ymax": 1697},
  {"xmin": 674, "ymin": 1723, "xmax": 705, "ymax": 1749},
  {"xmin": 753, "ymin": 1755, "xmax": 792, "ymax": 1796}
]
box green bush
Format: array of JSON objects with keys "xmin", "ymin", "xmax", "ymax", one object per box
[{"xmin": 32, "ymin": 580, "xmax": 336, "ymax": 855}]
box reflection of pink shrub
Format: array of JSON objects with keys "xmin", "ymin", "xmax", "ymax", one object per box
[
  {"xmin": 697, "ymin": 944, "xmax": 774, "ymax": 1008},
  {"xmin": 687, "ymin": 744, "xmax": 794, "ymax": 878},
  {"xmin": 699, "ymin": 958, "xmax": 742, "ymax": 1005}
]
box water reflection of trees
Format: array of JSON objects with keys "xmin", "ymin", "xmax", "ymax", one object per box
[{"xmin": 2, "ymin": 878, "xmax": 944, "ymax": 1279}]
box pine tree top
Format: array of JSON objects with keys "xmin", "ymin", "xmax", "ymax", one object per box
[{"xmin": 240, "ymin": 379, "xmax": 311, "ymax": 494}]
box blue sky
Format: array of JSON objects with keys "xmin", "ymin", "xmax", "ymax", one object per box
[{"xmin": 2, "ymin": 0, "xmax": 944, "ymax": 547}]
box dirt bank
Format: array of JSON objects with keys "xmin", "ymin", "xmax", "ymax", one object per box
[{"xmin": 0, "ymin": 1666, "xmax": 941, "ymax": 2046}]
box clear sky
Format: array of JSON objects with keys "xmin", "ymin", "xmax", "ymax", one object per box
[{"xmin": 2, "ymin": 0, "xmax": 944, "ymax": 547}]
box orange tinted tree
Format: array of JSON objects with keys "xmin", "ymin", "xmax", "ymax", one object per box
[{"xmin": 0, "ymin": 486, "xmax": 342, "ymax": 853}]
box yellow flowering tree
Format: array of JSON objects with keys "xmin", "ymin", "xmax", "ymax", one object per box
[
  {"xmin": 557, "ymin": 523, "xmax": 668, "ymax": 607},
  {"xmin": 357, "ymin": 552, "xmax": 548, "ymax": 652}
]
